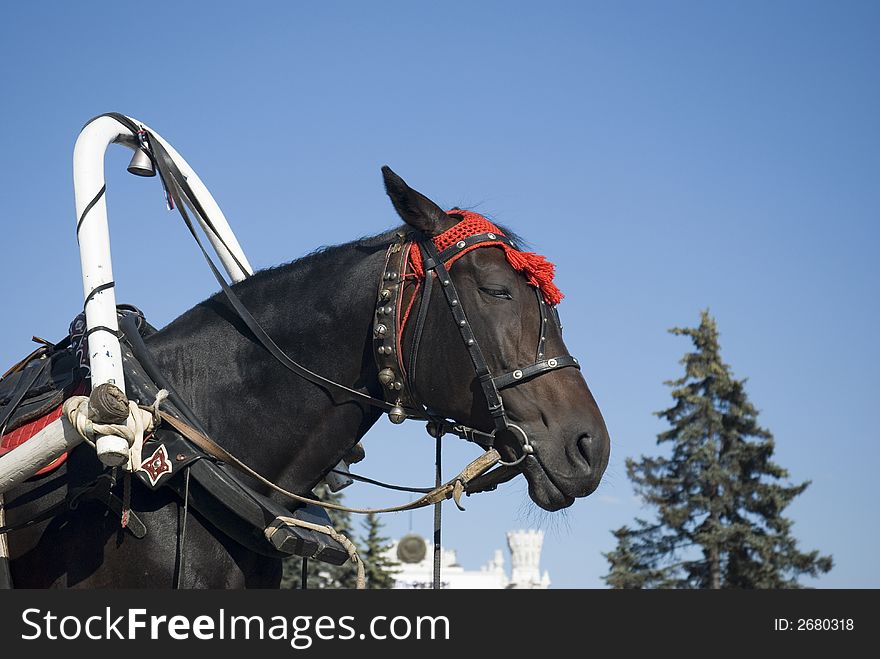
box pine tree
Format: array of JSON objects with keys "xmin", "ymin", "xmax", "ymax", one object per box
[
  {"xmin": 604, "ymin": 526, "xmax": 665, "ymax": 589},
  {"xmin": 360, "ymin": 512, "xmax": 400, "ymax": 589},
  {"xmin": 604, "ymin": 310, "xmax": 833, "ymax": 589},
  {"xmin": 280, "ymin": 484, "xmax": 360, "ymax": 589}
]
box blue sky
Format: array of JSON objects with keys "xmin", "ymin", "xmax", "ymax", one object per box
[{"xmin": 1, "ymin": 1, "xmax": 877, "ymax": 588}]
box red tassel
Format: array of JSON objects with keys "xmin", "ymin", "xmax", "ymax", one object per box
[
  {"xmin": 505, "ymin": 249, "xmax": 563, "ymax": 305},
  {"xmin": 407, "ymin": 210, "xmax": 564, "ymax": 306}
]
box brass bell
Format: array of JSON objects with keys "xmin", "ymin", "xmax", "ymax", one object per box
[
  {"xmin": 379, "ymin": 289, "xmax": 392, "ymax": 302},
  {"xmin": 388, "ymin": 405, "xmax": 407, "ymax": 424},
  {"xmin": 378, "ymin": 368, "xmax": 395, "ymax": 387}
]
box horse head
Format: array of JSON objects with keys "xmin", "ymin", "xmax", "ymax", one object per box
[{"xmin": 382, "ymin": 167, "xmax": 610, "ymax": 511}]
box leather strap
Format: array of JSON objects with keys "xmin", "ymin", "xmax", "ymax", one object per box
[
  {"xmin": 147, "ymin": 135, "xmax": 411, "ymax": 416},
  {"xmin": 436, "ymin": 232, "xmax": 515, "ymax": 262},
  {"xmin": 406, "ymin": 256, "xmax": 433, "ymax": 397},
  {"xmin": 0, "ymin": 357, "xmax": 49, "ymax": 434},
  {"xmin": 418, "ymin": 239, "xmax": 508, "ymax": 433},
  {"xmin": 0, "ymin": 476, "xmax": 146, "ymax": 538},
  {"xmin": 1, "ymin": 345, "xmax": 48, "ymax": 382},
  {"xmin": 158, "ymin": 410, "xmax": 498, "ymax": 514},
  {"xmin": 493, "ymin": 355, "xmax": 580, "ymax": 390}
]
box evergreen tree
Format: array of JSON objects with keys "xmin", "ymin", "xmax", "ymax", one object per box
[
  {"xmin": 604, "ymin": 310, "xmax": 833, "ymax": 589},
  {"xmin": 281, "ymin": 484, "xmax": 360, "ymax": 589},
  {"xmin": 603, "ymin": 526, "xmax": 664, "ymax": 589},
  {"xmin": 360, "ymin": 512, "xmax": 400, "ymax": 589}
]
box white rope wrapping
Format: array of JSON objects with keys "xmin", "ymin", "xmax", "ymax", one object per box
[
  {"xmin": 266, "ymin": 516, "xmax": 366, "ymax": 589},
  {"xmin": 0, "ymin": 494, "xmax": 8, "ymax": 556},
  {"xmin": 62, "ymin": 390, "xmax": 168, "ymax": 472}
]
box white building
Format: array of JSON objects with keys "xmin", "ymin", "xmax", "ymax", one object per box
[{"xmin": 386, "ymin": 529, "xmax": 551, "ymax": 589}]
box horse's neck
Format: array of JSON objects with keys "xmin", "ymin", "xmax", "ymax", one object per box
[{"xmin": 145, "ymin": 244, "xmax": 387, "ymax": 493}]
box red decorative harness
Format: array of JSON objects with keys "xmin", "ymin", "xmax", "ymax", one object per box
[
  {"xmin": 408, "ymin": 210, "xmax": 563, "ymax": 305},
  {"xmin": 398, "ymin": 210, "xmax": 564, "ymax": 363}
]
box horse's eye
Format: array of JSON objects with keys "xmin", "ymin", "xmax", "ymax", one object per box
[{"xmin": 479, "ymin": 287, "xmax": 513, "ymax": 300}]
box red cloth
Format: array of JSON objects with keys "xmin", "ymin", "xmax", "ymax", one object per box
[{"xmin": 408, "ymin": 210, "xmax": 564, "ymax": 305}]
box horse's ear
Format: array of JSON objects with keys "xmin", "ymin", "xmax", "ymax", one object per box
[{"xmin": 382, "ymin": 166, "xmax": 456, "ymax": 237}]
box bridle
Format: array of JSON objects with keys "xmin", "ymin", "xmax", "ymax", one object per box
[
  {"xmin": 3, "ymin": 116, "xmax": 590, "ymax": 590},
  {"xmin": 105, "ymin": 112, "xmax": 581, "ymax": 489},
  {"xmin": 373, "ymin": 225, "xmax": 581, "ymax": 466}
]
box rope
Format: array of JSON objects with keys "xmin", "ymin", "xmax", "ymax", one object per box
[
  {"xmin": 159, "ymin": 410, "xmax": 499, "ymax": 515},
  {"xmin": 0, "ymin": 494, "xmax": 7, "ymax": 554},
  {"xmin": 0, "ymin": 493, "xmax": 10, "ymax": 589},
  {"xmin": 266, "ymin": 517, "xmax": 365, "ymax": 589},
  {"xmin": 120, "ymin": 472, "xmax": 131, "ymax": 529},
  {"xmin": 63, "ymin": 390, "xmax": 168, "ymax": 472}
]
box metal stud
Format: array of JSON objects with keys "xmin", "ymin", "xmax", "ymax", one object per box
[
  {"xmin": 456, "ymin": 240, "xmax": 466, "ymax": 249},
  {"xmin": 442, "ymin": 279, "xmax": 450, "ymax": 287},
  {"xmin": 388, "ymin": 272, "xmax": 397, "ymax": 280},
  {"xmin": 513, "ymin": 369, "xmax": 523, "ymax": 380},
  {"xmin": 548, "ymin": 358, "xmax": 558, "ymax": 368},
  {"xmin": 573, "ymin": 358, "xmax": 578, "ymax": 364},
  {"xmin": 394, "ymin": 381, "xmax": 403, "ymax": 391},
  {"xmin": 467, "ymin": 339, "xmax": 474, "ymax": 346},
  {"xmin": 487, "ymin": 233, "xmax": 496, "ymax": 239},
  {"xmin": 384, "ymin": 306, "xmax": 393, "ymax": 315},
  {"xmin": 459, "ymin": 320, "xmax": 466, "ymax": 327},
  {"xmin": 451, "ymin": 299, "xmax": 458, "ymax": 306}
]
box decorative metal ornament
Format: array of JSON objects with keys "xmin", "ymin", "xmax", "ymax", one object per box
[
  {"xmin": 378, "ymin": 368, "xmax": 395, "ymax": 386},
  {"xmin": 388, "ymin": 405, "xmax": 407, "ymax": 424},
  {"xmin": 126, "ymin": 149, "xmax": 156, "ymax": 177}
]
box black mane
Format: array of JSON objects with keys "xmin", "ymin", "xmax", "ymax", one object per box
[{"xmin": 227, "ymin": 218, "xmax": 525, "ymax": 298}]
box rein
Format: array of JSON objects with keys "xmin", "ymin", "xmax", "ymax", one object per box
[
  {"xmin": 159, "ymin": 410, "xmax": 499, "ymax": 513},
  {"xmin": 104, "ymin": 115, "xmax": 580, "ymax": 526}
]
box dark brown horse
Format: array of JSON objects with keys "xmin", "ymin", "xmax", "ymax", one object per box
[{"xmin": 3, "ymin": 168, "xmax": 610, "ymax": 587}]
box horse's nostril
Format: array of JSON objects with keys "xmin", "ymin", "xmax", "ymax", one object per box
[{"xmin": 577, "ymin": 434, "xmax": 593, "ymax": 467}]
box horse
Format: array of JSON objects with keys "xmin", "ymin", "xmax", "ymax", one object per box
[{"xmin": 2, "ymin": 167, "xmax": 610, "ymax": 588}]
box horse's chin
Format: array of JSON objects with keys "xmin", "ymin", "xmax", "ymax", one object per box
[{"xmin": 520, "ymin": 456, "xmax": 576, "ymax": 512}]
